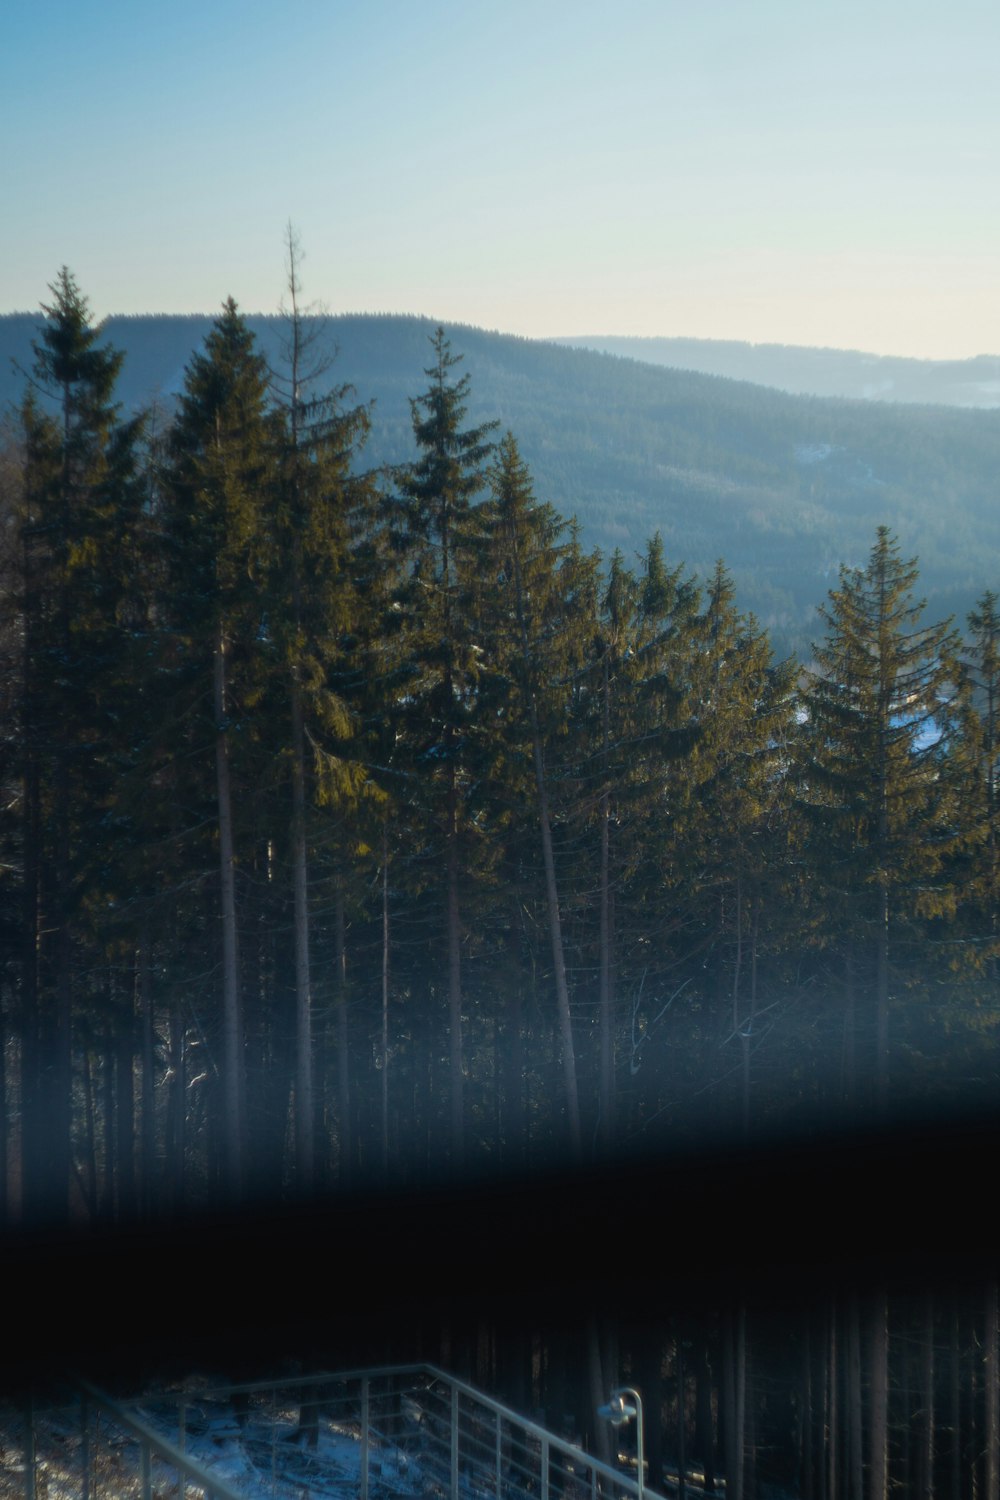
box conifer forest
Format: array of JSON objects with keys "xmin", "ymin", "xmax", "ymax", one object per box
[{"xmin": 2, "ymin": 268, "xmax": 1000, "ymax": 1498}]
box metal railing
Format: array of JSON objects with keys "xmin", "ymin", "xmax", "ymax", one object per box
[
  {"xmin": 5, "ymin": 1381, "xmax": 245, "ymax": 1500},
  {"xmin": 155, "ymin": 1363, "xmax": 665, "ymax": 1500},
  {"xmin": 5, "ymin": 1363, "xmax": 667, "ymax": 1500}
]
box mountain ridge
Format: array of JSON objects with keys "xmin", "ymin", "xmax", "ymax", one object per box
[{"xmin": 3, "ymin": 311, "xmax": 998, "ymax": 659}]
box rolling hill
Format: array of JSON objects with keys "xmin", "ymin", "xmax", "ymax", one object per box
[{"xmin": 3, "ymin": 311, "xmax": 998, "ymax": 658}]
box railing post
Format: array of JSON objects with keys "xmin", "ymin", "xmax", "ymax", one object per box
[
  {"xmin": 451, "ymin": 1384, "xmax": 460, "ymax": 1500},
  {"xmin": 361, "ymin": 1377, "xmax": 370, "ymax": 1500},
  {"xmin": 271, "ymin": 1386, "xmax": 277, "ymax": 1494},
  {"xmin": 23, "ymin": 1395, "xmax": 34, "ymax": 1500},
  {"xmin": 178, "ymin": 1399, "xmax": 186, "ymax": 1500},
  {"xmin": 80, "ymin": 1395, "xmax": 90, "ymax": 1500},
  {"xmin": 140, "ymin": 1439, "xmax": 152, "ymax": 1500},
  {"xmin": 541, "ymin": 1433, "xmax": 550, "ymax": 1500},
  {"xmin": 495, "ymin": 1409, "xmax": 502, "ymax": 1500}
]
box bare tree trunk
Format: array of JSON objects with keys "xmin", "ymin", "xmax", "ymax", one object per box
[
  {"xmin": 800, "ymin": 1312, "xmax": 813, "ymax": 1500},
  {"xmin": 100, "ymin": 1026, "xmax": 115, "ymax": 1220},
  {"xmin": 876, "ymin": 878, "xmax": 890, "ymax": 1116},
  {"xmin": 115, "ymin": 971, "xmax": 136, "ymax": 1220},
  {"xmin": 381, "ymin": 820, "xmax": 390, "ymax": 1177},
  {"xmin": 505, "ymin": 901, "xmax": 525, "ymax": 1169},
  {"xmin": 215, "ymin": 623, "xmax": 243, "ymax": 1200},
  {"xmin": 842, "ymin": 939, "xmax": 856, "ymax": 1106},
  {"xmin": 848, "ymin": 1292, "xmax": 864, "ymax": 1500},
  {"xmin": 950, "ymin": 1301, "xmax": 961, "ymax": 1500},
  {"xmin": 529, "ymin": 716, "xmax": 582, "ymax": 1161},
  {"xmin": 20, "ymin": 537, "xmax": 42, "ymax": 1227},
  {"xmin": 80, "ymin": 1043, "xmax": 98, "ymax": 1219},
  {"xmin": 52, "ymin": 685, "xmax": 74, "ymax": 1224},
  {"xmin": 723, "ymin": 1304, "xmax": 746, "ymax": 1500},
  {"xmin": 0, "ymin": 993, "xmax": 6, "ymax": 1225},
  {"xmin": 676, "ymin": 1330, "xmax": 687, "ymax": 1500},
  {"xmin": 335, "ymin": 885, "xmax": 351, "ymax": 1186},
  {"xmin": 869, "ymin": 1290, "xmax": 889, "ymax": 1500},
  {"xmin": 598, "ymin": 653, "xmax": 614, "ymax": 1155},
  {"xmin": 505, "ymin": 510, "xmax": 581, "ymax": 1160},
  {"xmin": 986, "ymin": 1282, "xmax": 999, "ymax": 1500},
  {"xmin": 290, "ymin": 679, "xmax": 314, "ymax": 1190},
  {"xmin": 138, "ymin": 930, "xmax": 156, "ymax": 1219},
  {"xmin": 921, "ymin": 1294, "xmax": 935, "ymax": 1500},
  {"xmin": 446, "ymin": 763, "xmax": 464, "ymax": 1169},
  {"xmin": 828, "ymin": 1301, "xmax": 838, "ymax": 1500},
  {"xmin": 166, "ymin": 993, "xmax": 186, "ymax": 1216}
]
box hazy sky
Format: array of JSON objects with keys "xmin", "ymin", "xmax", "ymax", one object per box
[{"xmin": 2, "ymin": 0, "xmax": 997, "ymax": 357}]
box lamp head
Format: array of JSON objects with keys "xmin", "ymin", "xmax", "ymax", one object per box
[{"xmin": 598, "ymin": 1391, "xmax": 637, "ymax": 1425}]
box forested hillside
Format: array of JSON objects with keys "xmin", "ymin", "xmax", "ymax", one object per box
[
  {"xmin": 2, "ymin": 273, "xmax": 1000, "ymax": 1232},
  {"xmin": 3, "ymin": 310, "xmax": 999, "ymax": 661},
  {"xmin": 555, "ymin": 334, "xmax": 1000, "ymax": 409}
]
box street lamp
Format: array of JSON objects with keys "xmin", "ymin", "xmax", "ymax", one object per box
[{"xmin": 598, "ymin": 1387, "xmax": 644, "ymax": 1500}]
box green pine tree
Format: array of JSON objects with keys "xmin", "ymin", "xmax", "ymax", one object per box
[
  {"xmin": 17, "ymin": 268, "xmax": 144, "ymax": 1224},
  {"xmin": 799, "ymin": 526, "xmax": 963, "ymax": 1114},
  {"xmin": 391, "ymin": 328, "xmax": 498, "ymax": 1168},
  {"xmin": 165, "ymin": 297, "xmax": 278, "ymax": 1201}
]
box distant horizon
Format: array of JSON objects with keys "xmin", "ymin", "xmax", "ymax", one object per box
[{"xmin": 2, "ymin": 303, "xmax": 997, "ymax": 365}]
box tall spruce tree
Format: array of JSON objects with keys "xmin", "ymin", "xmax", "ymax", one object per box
[
  {"xmin": 800, "ymin": 527, "xmax": 962, "ymax": 1114},
  {"xmin": 17, "ymin": 269, "xmax": 143, "ymax": 1224},
  {"xmin": 475, "ymin": 431, "xmax": 599, "ymax": 1160},
  {"xmin": 393, "ymin": 328, "xmax": 497, "ymax": 1168},
  {"xmin": 165, "ymin": 298, "xmax": 276, "ymax": 1201},
  {"xmin": 268, "ymin": 227, "xmax": 375, "ymax": 1191}
]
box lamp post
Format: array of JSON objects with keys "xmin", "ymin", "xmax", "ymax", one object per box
[{"xmin": 597, "ymin": 1387, "xmax": 644, "ymax": 1500}]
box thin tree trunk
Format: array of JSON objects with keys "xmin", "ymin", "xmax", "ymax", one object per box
[
  {"xmin": 723, "ymin": 1304, "xmax": 746, "ymax": 1500},
  {"xmin": 921, "ymin": 1294, "xmax": 935, "ymax": 1500},
  {"xmin": 214, "ymin": 622, "xmax": 243, "ymax": 1199},
  {"xmin": 80, "ymin": 1042, "xmax": 98, "ymax": 1219},
  {"xmin": 800, "ymin": 1312, "xmax": 813, "ymax": 1500},
  {"xmin": 505, "ymin": 900, "xmax": 525, "ymax": 1168},
  {"xmin": 447, "ymin": 762, "xmax": 464, "ymax": 1169},
  {"xmin": 950, "ymin": 1300, "xmax": 961, "ymax": 1500},
  {"xmin": 868, "ymin": 1290, "xmax": 889, "ymax": 1500},
  {"xmin": 598, "ymin": 652, "xmax": 614, "ymax": 1155},
  {"xmin": 100, "ymin": 1026, "xmax": 115, "ymax": 1220},
  {"xmin": 138, "ymin": 930, "xmax": 156, "ymax": 1220},
  {"xmin": 115, "ymin": 971, "xmax": 136, "ymax": 1220},
  {"xmin": 506, "ymin": 511, "xmax": 581, "ymax": 1160},
  {"xmin": 166, "ymin": 992, "xmax": 185, "ymax": 1216},
  {"xmin": 529, "ymin": 715, "xmax": 582, "ymax": 1161},
  {"xmin": 0, "ymin": 994, "xmax": 6, "ymax": 1226},
  {"xmin": 828, "ymin": 1300, "xmax": 838, "ymax": 1500},
  {"xmin": 290, "ymin": 678, "xmax": 314, "ymax": 1191},
  {"xmin": 848, "ymin": 1291, "xmax": 864, "ymax": 1500},
  {"xmin": 20, "ymin": 531, "xmax": 42, "ymax": 1227},
  {"xmin": 843, "ymin": 938, "xmax": 856, "ymax": 1108},
  {"xmin": 335, "ymin": 884, "xmax": 351, "ymax": 1186},
  {"xmin": 676, "ymin": 1331, "xmax": 687, "ymax": 1500},
  {"xmin": 381, "ymin": 819, "xmax": 390, "ymax": 1177},
  {"xmin": 985, "ymin": 1282, "xmax": 999, "ymax": 1500}
]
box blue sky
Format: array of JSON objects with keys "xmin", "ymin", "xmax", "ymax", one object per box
[{"xmin": 2, "ymin": 0, "xmax": 996, "ymax": 356}]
